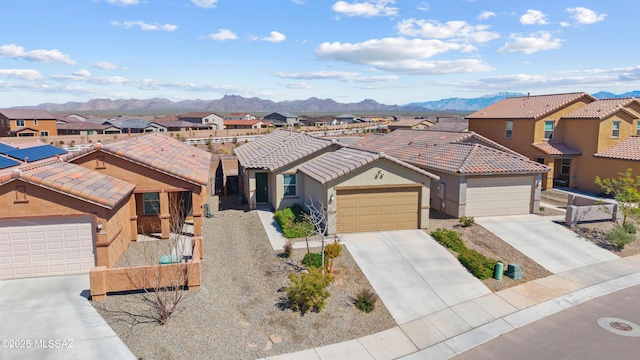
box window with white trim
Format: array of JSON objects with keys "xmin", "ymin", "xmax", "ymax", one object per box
[
  {"xmin": 143, "ymin": 192, "xmax": 160, "ymax": 215},
  {"xmin": 16, "ymin": 119, "xmax": 25, "ymax": 127},
  {"xmin": 283, "ymin": 174, "xmax": 297, "ymax": 197},
  {"xmin": 505, "ymin": 120, "xmax": 513, "ymax": 139},
  {"xmin": 544, "ymin": 121, "xmax": 554, "ymax": 141},
  {"xmin": 612, "ymin": 121, "xmax": 620, "ymax": 138},
  {"xmin": 33, "ymin": 119, "xmax": 38, "ymax": 126},
  {"xmin": 561, "ymin": 159, "xmax": 571, "ymax": 175},
  {"xmin": 40, "ymin": 131, "xmax": 48, "ymax": 136}
]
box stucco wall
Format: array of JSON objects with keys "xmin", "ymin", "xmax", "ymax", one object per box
[
  {"xmin": 427, "ymin": 171, "xmax": 463, "ymax": 217},
  {"xmin": 572, "ymin": 157, "xmax": 640, "ymax": 194}
]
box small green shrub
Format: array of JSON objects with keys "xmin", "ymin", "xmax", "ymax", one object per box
[
  {"xmin": 430, "ymin": 228, "xmax": 465, "ymax": 253},
  {"xmin": 301, "ymin": 252, "xmax": 327, "ymax": 268},
  {"xmin": 459, "ymin": 216, "xmax": 475, "ymax": 227},
  {"xmin": 623, "ymin": 222, "xmax": 637, "ymax": 234},
  {"xmin": 274, "ymin": 206, "xmax": 313, "ymax": 238},
  {"xmin": 606, "ymin": 225, "xmax": 635, "ymax": 250},
  {"xmin": 285, "ymin": 268, "xmax": 334, "ymax": 313},
  {"xmin": 354, "ymin": 288, "xmax": 377, "ymax": 313},
  {"xmin": 457, "ymin": 249, "xmax": 497, "ymax": 280}
]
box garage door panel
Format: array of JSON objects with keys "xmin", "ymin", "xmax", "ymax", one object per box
[
  {"xmin": 337, "ymin": 187, "xmax": 419, "ymax": 233},
  {"xmin": 466, "ymin": 177, "xmax": 531, "ymax": 217},
  {"xmin": 0, "ymin": 218, "xmax": 95, "ymax": 280}
]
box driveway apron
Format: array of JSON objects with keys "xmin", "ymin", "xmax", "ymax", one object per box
[
  {"xmin": 477, "ymin": 214, "xmax": 618, "ymax": 274},
  {"xmin": 342, "ymin": 229, "xmax": 490, "ymax": 325}
]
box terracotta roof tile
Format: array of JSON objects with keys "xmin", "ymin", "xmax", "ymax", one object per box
[
  {"xmin": 100, "ymin": 133, "xmax": 210, "ymax": 186},
  {"xmin": 594, "ymin": 136, "xmax": 640, "ymax": 161},
  {"xmin": 466, "ymin": 92, "xmax": 595, "ymax": 120},
  {"xmin": 563, "ymin": 98, "xmax": 640, "ymax": 119},
  {"xmin": 18, "ymin": 161, "xmax": 134, "ymax": 208},
  {"xmin": 0, "ymin": 109, "xmax": 56, "ymax": 120},
  {"xmin": 532, "ymin": 142, "xmax": 582, "ymax": 156},
  {"xmin": 352, "ymin": 129, "xmax": 549, "ymax": 174}
]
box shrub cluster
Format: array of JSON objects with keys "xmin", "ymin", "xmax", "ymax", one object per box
[
  {"xmin": 301, "ymin": 252, "xmax": 327, "ymax": 268},
  {"xmin": 274, "ymin": 204, "xmax": 314, "ymax": 238},
  {"xmin": 459, "ymin": 215, "xmax": 475, "ymax": 228},
  {"xmin": 623, "ymin": 222, "xmax": 637, "ymax": 234},
  {"xmin": 354, "ymin": 288, "xmax": 378, "ymax": 313},
  {"xmin": 285, "ymin": 268, "xmax": 334, "ymax": 313},
  {"xmin": 430, "ymin": 228, "xmax": 498, "ymax": 280},
  {"xmin": 606, "ymin": 225, "xmax": 636, "ymax": 250}
]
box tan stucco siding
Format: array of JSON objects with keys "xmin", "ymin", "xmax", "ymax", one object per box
[{"xmin": 573, "ymin": 157, "xmax": 640, "ymax": 194}]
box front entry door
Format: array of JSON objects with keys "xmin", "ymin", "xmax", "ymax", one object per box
[{"xmin": 255, "ymin": 172, "xmax": 268, "ymax": 203}]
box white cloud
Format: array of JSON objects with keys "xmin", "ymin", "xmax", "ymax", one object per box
[
  {"xmin": 332, "ymin": 0, "xmax": 398, "ymax": 18},
  {"xmin": 520, "ymin": 9, "xmax": 548, "ymax": 25},
  {"xmin": 208, "ymin": 29, "xmax": 237, "ymax": 41},
  {"xmin": 559, "ymin": 21, "xmax": 570, "ymax": 27},
  {"xmin": 94, "ymin": 61, "xmax": 118, "ymax": 70},
  {"xmin": 0, "ymin": 69, "xmax": 43, "ymax": 80},
  {"xmin": 498, "ymin": 31, "xmax": 562, "ymax": 54},
  {"xmin": 104, "ymin": 0, "xmax": 139, "ymax": 6},
  {"xmin": 291, "ymin": 0, "xmax": 307, "ymax": 4},
  {"xmin": 274, "ymin": 70, "xmax": 398, "ymax": 82},
  {"xmin": 0, "ymin": 44, "xmax": 77, "ymax": 65},
  {"xmin": 478, "ymin": 11, "xmax": 495, "ymax": 20},
  {"xmin": 373, "ymin": 59, "xmax": 493, "ymax": 74},
  {"xmin": 191, "ymin": 0, "xmax": 219, "ymax": 8},
  {"xmin": 280, "ymin": 82, "xmax": 312, "ymax": 89},
  {"xmin": 416, "ymin": 2, "xmax": 429, "ymax": 11},
  {"xmin": 262, "ymin": 31, "xmax": 286, "ymax": 43},
  {"xmin": 73, "ymin": 69, "xmax": 92, "ymax": 77},
  {"xmin": 567, "ymin": 7, "xmax": 606, "ymax": 24},
  {"xmin": 110, "ymin": 21, "xmax": 177, "ymax": 31},
  {"xmin": 396, "ymin": 19, "xmax": 500, "ymax": 43}
]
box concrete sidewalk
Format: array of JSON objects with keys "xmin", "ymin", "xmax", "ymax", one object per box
[{"xmin": 477, "ymin": 214, "xmax": 618, "ymax": 274}]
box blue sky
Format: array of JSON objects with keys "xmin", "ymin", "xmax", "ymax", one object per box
[{"xmin": 0, "ymin": 0, "xmax": 632, "ymax": 107}]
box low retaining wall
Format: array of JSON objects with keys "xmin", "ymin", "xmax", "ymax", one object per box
[
  {"xmin": 565, "ymin": 194, "xmax": 619, "ymax": 227},
  {"xmin": 89, "ymin": 258, "xmax": 201, "ymax": 301}
]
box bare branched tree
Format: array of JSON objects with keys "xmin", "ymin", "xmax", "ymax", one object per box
[{"xmin": 304, "ymin": 197, "xmax": 331, "ymax": 275}]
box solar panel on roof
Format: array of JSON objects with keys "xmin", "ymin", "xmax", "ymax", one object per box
[
  {"xmin": 0, "ymin": 143, "xmax": 17, "ymax": 155},
  {"xmin": 0, "ymin": 156, "xmax": 20, "ymax": 169},
  {"xmin": 5, "ymin": 145, "xmax": 67, "ymax": 162}
]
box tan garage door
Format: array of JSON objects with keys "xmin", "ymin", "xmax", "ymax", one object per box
[
  {"xmin": 466, "ymin": 177, "xmax": 531, "ymax": 217},
  {"xmin": 336, "ymin": 187, "xmax": 419, "ymax": 233},
  {"xmin": 0, "ymin": 217, "xmax": 95, "ymax": 280}
]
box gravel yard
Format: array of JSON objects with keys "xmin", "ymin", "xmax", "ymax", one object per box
[{"xmin": 92, "ymin": 197, "xmax": 395, "ymax": 360}]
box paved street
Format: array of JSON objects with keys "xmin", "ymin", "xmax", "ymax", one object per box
[{"xmin": 453, "ymin": 284, "xmax": 640, "ymax": 360}]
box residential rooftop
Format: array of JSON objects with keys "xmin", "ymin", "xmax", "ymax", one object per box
[{"xmin": 466, "ymin": 92, "xmax": 596, "ymax": 120}]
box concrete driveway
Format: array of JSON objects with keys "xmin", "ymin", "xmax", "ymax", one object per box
[
  {"xmin": 0, "ymin": 274, "xmax": 135, "ymax": 360},
  {"xmin": 342, "ymin": 229, "xmax": 491, "ymax": 325},
  {"xmin": 477, "ymin": 214, "xmax": 619, "ymax": 274}
]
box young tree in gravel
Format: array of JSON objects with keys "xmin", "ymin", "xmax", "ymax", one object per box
[
  {"xmin": 304, "ymin": 197, "xmax": 330, "ymax": 275},
  {"xmin": 125, "ymin": 192, "xmax": 198, "ymax": 325},
  {"xmin": 595, "ymin": 168, "xmax": 640, "ymax": 225}
]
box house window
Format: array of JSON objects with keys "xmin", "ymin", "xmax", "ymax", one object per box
[
  {"xmin": 283, "ymin": 174, "xmax": 297, "ymax": 197},
  {"xmin": 612, "ymin": 121, "xmax": 620, "ymax": 138},
  {"xmin": 40, "ymin": 131, "xmax": 48, "ymax": 137},
  {"xmin": 16, "ymin": 119, "xmax": 25, "ymax": 127},
  {"xmin": 636, "ymin": 122, "xmax": 640, "ymax": 136},
  {"xmin": 561, "ymin": 159, "xmax": 571, "ymax": 175},
  {"xmin": 87, "ymin": 130, "xmax": 94, "ymax": 135},
  {"xmin": 143, "ymin": 192, "xmax": 160, "ymax": 215},
  {"xmin": 33, "ymin": 119, "xmax": 38, "ymax": 126},
  {"xmin": 544, "ymin": 121, "xmax": 555, "ymax": 141},
  {"xmin": 505, "ymin": 120, "xmax": 513, "ymax": 139}
]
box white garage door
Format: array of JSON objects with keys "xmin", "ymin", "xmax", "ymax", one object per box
[
  {"xmin": 466, "ymin": 177, "xmax": 532, "ymax": 217},
  {"xmin": 0, "ymin": 217, "xmax": 95, "ymax": 280}
]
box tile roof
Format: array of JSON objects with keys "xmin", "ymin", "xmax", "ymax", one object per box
[
  {"xmin": 179, "ymin": 112, "xmax": 219, "ymax": 118},
  {"xmin": 160, "ymin": 120, "xmax": 211, "ymax": 128},
  {"xmin": 425, "ymin": 118, "xmax": 468, "ymax": 132},
  {"xmin": 563, "ymin": 98, "xmax": 640, "ymax": 119},
  {"xmin": 235, "ymin": 130, "xmax": 334, "ymax": 171},
  {"xmin": 594, "ymin": 136, "xmax": 640, "ymax": 161},
  {"xmin": 98, "ymin": 133, "xmax": 211, "ymax": 185},
  {"xmin": 224, "ymin": 120, "xmax": 264, "ymax": 126},
  {"xmin": 298, "ymin": 147, "xmax": 437, "ymax": 185},
  {"xmin": 352, "ymin": 129, "xmax": 549, "ymax": 175},
  {"xmin": 14, "ymin": 161, "xmax": 134, "ymax": 209},
  {"xmin": 532, "ymin": 142, "xmax": 582, "ymax": 157},
  {"xmin": 388, "ymin": 118, "xmax": 432, "ymax": 128},
  {"xmin": 266, "ymin": 112, "xmax": 298, "ymax": 119},
  {"xmin": 57, "ymin": 121, "xmax": 109, "ymax": 131},
  {"xmin": 466, "ymin": 92, "xmax": 596, "ymax": 120},
  {"xmin": 0, "ymin": 109, "xmax": 56, "ymax": 120},
  {"xmin": 104, "ymin": 119, "xmax": 166, "ymax": 129},
  {"xmin": 221, "ymin": 156, "xmax": 238, "ymax": 177}
]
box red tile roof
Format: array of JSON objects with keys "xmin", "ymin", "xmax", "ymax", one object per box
[
  {"xmin": 532, "ymin": 142, "xmax": 582, "ymax": 157},
  {"xmin": 466, "ymin": 92, "xmax": 596, "ymax": 120},
  {"xmin": 594, "ymin": 136, "xmax": 640, "ymax": 161},
  {"xmin": 563, "ymin": 98, "xmax": 640, "ymax": 119},
  {"xmin": 12, "ymin": 161, "xmax": 134, "ymax": 208},
  {"xmin": 97, "ymin": 133, "xmax": 211, "ymax": 185},
  {"xmin": 352, "ymin": 130, "xmax": 549, "ymax": 175},
  {"xmin": 0, "ymin": 109, "xmax": 56, "ymax": 120}
]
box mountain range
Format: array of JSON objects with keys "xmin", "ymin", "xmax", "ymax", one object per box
[{"xmin": 16, "ymin": 91, "xmax": 640, "ymax": 113}]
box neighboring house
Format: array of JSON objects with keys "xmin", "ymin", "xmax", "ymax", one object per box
[
  {"xmin": 467, "ymin": 92, "xmax": 640, "ymax": 192},
  {"xmin": 263, "ymin": 112, "xmax": 299, "ymax": 127},
  {"xmin": 0, "ymin": 109, "xmax": 58, "ymax": 137},
  {"xmin": 425, "ymin": 117, "xmax": 469, "ymax": 132},
  {"xmin": 160, "ymin": 120, "xmax": 211, "ymax": 132},
  {"xmin": 235, "ymin": 130, "xmax": 439, "ymax": 234},
  {"xmin": 352, "ymin": 130, "xmax": 550, "ymax": 218},
  {"xmin": 225, "ymin": 113, "xmax": 256, "ymax": 120},
  {"xmin": 57, "ymin": 121, "xmax": 109, "ymax": 135},
  {"xmin": 300, "ymin": 116, "xmax": 332, "ymax": 127},
  {"xmin": 223, "ymin": 120, "xmax": 268, "ymax": 130},
  {"xmin": 334, "ymin": 114, "xmax": 359, "ymax": 124},
  {"xmin": 102, "ymin": 119, "xmax": 167, "ymax": 133},
  {"xmin": 388, "ymin": 118, "xmax": 434, "ymax": 131},
  {"xmin": 178, "ymin": 112, "xmax": 224, "ymax": 130}
]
